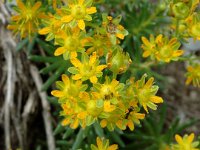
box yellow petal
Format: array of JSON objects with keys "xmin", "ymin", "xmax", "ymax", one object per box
[
  {"xmin": 104, "ymin": 101, "xmax": 115, "ymax": 112},
  {"xmin": 17, "ymin": 0, "xmax": 26, "ymax": 11},
  {"xmin": 144, "ymin": 77, "xmax": 154, "ymax": 88},
  {"xmin": 61, "ymin": 118, "xmax": 70, "ymax": 126},
  {"xmin": 54, "ymin": 47, "xmax": 66, "ymax": 56},
  {"xmin": 135, "ymin": 113, "xmax": 145, "ymax": 119},
  {"xmin": 188, "ymin": 133, "xmax": 195, "ymax": 143},
  {"xmin": 89, "ymin": 52, "xmax": 97, "ymax": 65},
  {"xmin": 141, "ymin": 37, "xmax": 150, "ymax": 46},
  {"xmin": 61, "ymin": 74, "xmax": 69, "ymax": 85},
  {"xmin": 70, "ymin": 51, "xmax": 77, "ymax": 58},
  {"xmin": 71, "ymin": 58, "xmax": 82, "ymax": 67},
  {"xmin": 78, "ymin": 20, "xmax": 85, "ymax": 30},
  {"xmin": 51, "ymin": 90, "xmax": 65, "ymax": 97},
  {"xmin": 173, "ymin": 50, "xmax": 184, "ymax": 57},
  {"xmin": 155, "ymin": 34, "xmax": 163, "ymax": 43},
  {"xmin": 78, "ymin": 0, "xmax": 84, "ymax": 5},
  {"xmin": 108, "ymin": 144, "xmax": 118, "ymax": 150},
  {"xmin": 96, "ymin": 65, "xmax": 107, "ymax": 72},
  {"xmin": 127, "ymin": 120, "xmax": 134, "ymax": 131},
  {"xmin": 96, "ymin": 137, "xmax": 103, "ymax": 148},
  {"xmin": 142, "ymin": 51, "xmax": 151, "ymax": 57},
  {"xmin": 32, "ymin": 1, "xmax": 41, "ymax": 12},
  {"xmin": 90, "ymin": 76, "xmax": 98, "ymax": 83},
  {"xmin": 77, "ymin": 111, "xmax": 87, "ymax": 119},
  {"xmin": 187, "ymin": 66, "xmax": 194, "ymax": 72},
  {"xmin": 111, "ymin": 79, "xmax": 119, "ymax": 87},
  {"xmin": 143, "ymin": 104, "xmax": 148, "ymax": 113},
  {"xmin": 100, "ymin": 119, "xmax": 107, "ymax": 128},
  {"xmin": 70, "ymin": 119, "xmax": 79, "ymax": 129},
  {"xmin": 61, "ymin": 15, "xmax": 73, "ymax": 23},
  {"xmin": 72, "ymin": 74, "xmax": 82, "ymax": 80},
  {"xmin": 38, "ymin": 27, "xmax": 51, "ymax": 35},
  {"xmin": 175, "ymin": 134, "xmax": 183, "ymax": 144},
  {"xmin": 185, "ymin": 77, "xmax": 192, "ymax": 85},
  {"xmin": 11, "ymin": 15, "xmax": 21, "ymax": 21},
  {"xmin": 116, "ymin": 33, "xmax": 124, "ymax": 39},
  {"xmin": 150, "ymin": 96, "xmax": 163, "ymax": 103},
  {"xmin": 86, "ymin": 7, "xmax": 97, "ymax": 14}
]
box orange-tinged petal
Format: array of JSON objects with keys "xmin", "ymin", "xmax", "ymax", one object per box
[
  {"xmin": 61, "ymin": 74, "xmax": 69, "ymax": 85},
  {"xmin": 100, "ymin": 119, "xmax": 107, "ymax": 128},
  {"xmin": 186, "ymin": 77, "xmax": 192, "ymax": 85},
  {"xmin": 61, "ymin": 118, "xmax": 70, "ymax": 126},
  {"xmin": 150, "ymin": 96, "xmax": 163, "ymax": 103},
  {"xmin": 97, "ymin": 137, "xmax": 103, "ymax": 148},
  {"xmin": 70, "ymin": 51, "xmax": 77, "ymax": 58},
  {"xmin": 71, "ymin": 58, "xmax": 82, "ymax": 67},
  {"xmin": 54, "ymin": 47, "xmax": 66, "ymax": 56},
  {"xmin": 135, "ymin": 113, "xmax": 145, "ymax": 119},
  {"xmin": 78, "ymin": 20, "xmax": 85, "ymax": 30},
  {"xmin": 89, "ymin": 52, "xmax": 97, "ymax": 65},
  {"xmin": 78, "ymin": 0, "xmax": 84, "ymax": 5},
  {"xmin": 144, "ymin": 77, "xmax": 154, "ymax": 88},
  {"xmin": 38, "ymin": 27, "xmax": 51, "ymax": 35},
  {"xmin": 86, "ymin": 7, "xmax": 97, "ymax": 14},
  {"xmin": 72, "ymin": 74, "xmax": 82, "ymax": 80},
  {"xmin": 108, "ymin": 144, "xmax": 118, "ymax": 150},
  {"xmin": 70, "ymin": 119, "xmax": 79, "ymax": 129},
  {"xmin": 116, "ymin": 33, "xmax": 124, "ymax": 39},
  {"xmin": 187, "ymin": 66, "xmax": 194, "ymax": 72},
  {"xmin": 188, "ymin": 133, "xmax": 195, "ymax": 143},
  {"xmin": 142, "ymin": 37, "xmax": 151, "ymax": 46},
  {"xmin": 111, "ymin": 79, "xmax": 119, "ymax": 87},
  {"xmin": 104, "ymin": 101, "xmax": 115, "ymax": 112},
  {"xmin": 172, "ymin": 50, "xmax": 184, "ymax": 57},
  {"xmin": 175, "ymin": 134, "xmax": 183, "ymax": 144},
  {"xmin": 90, "ymin": 76, "xmax": 98, "ymax": 83},
  {"xmin": 17, "ymin": 0, "xmax": 26, "ymax": 11},
  {"xmin": 77, "ymin": 111, "xmax": 87, "ymax": 119},
  {"xmin": 96, "ymin": 65, "xmax": 107, "ymax": 72},
  {"xmin": 61, "ymin": 15, "xmax": 73, "ymax": 23},
  {"xmin": 11, "ymin": 15, "xmax": 21, "ymax": 21},
  {"xmin": 143, "ymin": 104, "xmax": 148, "ymax": 113},
  {"xmin": 155, "ymin": 34, "xmax": 163, "ymax": 43},
  {"xmin": 51, "ymin": 90, "xmax": 65, "ymax": 97},
  {"xmin": 32, "ymin": 2, "xmax": 41, "ymax": 12},
  {"xmin": 127, "ymin": 120, "xmax": 134, "ymax": 131},
  {"xmin": 142, "ymin": 51, "xmax": 151, "ymax": 57}
]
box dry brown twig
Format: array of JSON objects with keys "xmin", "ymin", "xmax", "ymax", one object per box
[{"xmin": 0, "ymin": 2, "xmax": 55, "ymax": 150}]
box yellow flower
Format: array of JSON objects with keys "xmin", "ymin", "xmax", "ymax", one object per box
[
  {"xmin": 51, "ymin": 74, "xmax": 88, "ymax": 101},
  {"xmin": 101, "ymin": 14, "xmax": 128, "ymax": 45},
  {"xmin": 85, "ymin": 34, "xmax": 111, "ymax": 56},
  {"xmin": 91, "ymin": 137, "xmax": 118, "ymax": 150},
  {"xmin": 141, "ymin": 34, "xmax": 184, "ymax": 63},
  {"xmin": 131, "ymin": 74, "xmax": 163, "ymax": 113},
  {"xmin": 54, "ymin": 27, "xmax": 86, "ymax": 58},
  {"xmin": 7, "ymin": 0, "xmax": 46, "ymax": 38},
  {"xmin": 68, "ymin": 52, "xmax": 107, "ymax": 83},
  {"xmin": 61, "ymin": 0, "xmax": 97, "ymax": 30},
  {"xmin": 92, "ymin": 76, "xmax": 124, "ymax": 102},
  {"xmin": 38, "ymin": 13, "xmax": 63, "ymax": 41},
  {"xmin": 171, "ymin": 133, "xmax": 200, "ymax": 150},
  {"xmin": 185, "ymin": 64, "xmax": 200, "ymax": 87}
]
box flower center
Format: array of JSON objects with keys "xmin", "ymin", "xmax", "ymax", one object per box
[
  {"xmin": 71, "ymin": 5, "xmax": 86, "ymax": 19},
  {"xmin": 65, "ymin": 37, "xmax": 80, "ymax": 51},
  {"xmin": 159, "ymin": 46, "xmax": 173, "ymax": 58}
]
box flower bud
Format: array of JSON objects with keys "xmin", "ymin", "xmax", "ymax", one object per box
[
  {"xmin": 172, "ymin": 2, "xmax": 189, "ymax": 19},
  {"xmin": 106, "ymin": 48, "xmax": 132, "ymax": 74}
]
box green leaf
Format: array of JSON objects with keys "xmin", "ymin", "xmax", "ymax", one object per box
[
  {"xmin": 68, "ymin": 67, "xmax": 79, "ymax": 74},
  {"xmin": 96, "ymin": 99, "xmax": 104, "ymax": 108},
  {"xmin": 16, "ymin": 38, "xmax": 28, "ymax": 51}
]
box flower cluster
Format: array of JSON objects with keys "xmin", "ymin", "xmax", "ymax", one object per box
[
  {"xmin": 169, "ymin": 0, "xmax": 200, "ymax": 39},
  {"xmin": 141, "ymin": 34, "xmax": 184, "ymax": 63},
  {"xmin": 171, "ymin": 133, "xmax": 200, "ymax": 150},
  {"xmin": 8, "ymin": 0, "xmax": 164, "ymax": 131}
]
